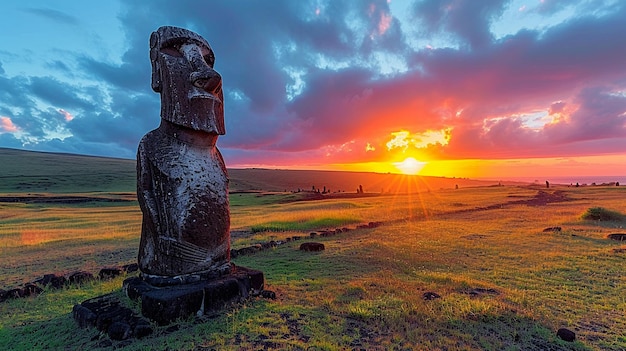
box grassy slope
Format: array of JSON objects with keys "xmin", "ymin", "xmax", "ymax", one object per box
[
  {"xmin": 0, "ymin": 148, "xmax": 136, "ymax": 193},
  {"xmin": 1, "ymin": 148, "xmax": 625, "ymax": 350}
]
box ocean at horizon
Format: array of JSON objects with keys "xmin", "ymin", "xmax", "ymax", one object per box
[{"xmin": 479, "ymin": 175, "xmax": 625, "ymax": 185}]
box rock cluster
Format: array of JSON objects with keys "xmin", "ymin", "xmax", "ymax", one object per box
[
  {"xmin": 607, "ymin": 233, "xmax": 626, "ymax": 241},
  {"xmin": 230, "ymin": 221, "xmax": 383, "ymax": 258},
  {"xmin": 0, "ymin": 263, "xmax": 138, "ymax": 303},
  {"xmin": 299, "ymin": 242, "xmax": 325, "ymax": 252}
]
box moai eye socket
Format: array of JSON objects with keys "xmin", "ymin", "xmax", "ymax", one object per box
[{"xmin": 161, "ymin": 45, "xmax": 183, "ymax": 57}]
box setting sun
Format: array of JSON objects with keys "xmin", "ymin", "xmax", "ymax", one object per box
[{"xmin": 393, "ymin": 157, "xmax": 426, "ymax": 175}]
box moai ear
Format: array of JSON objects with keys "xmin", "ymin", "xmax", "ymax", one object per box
[{"xmin": 150, "ymin": 31, "xmax": 162, "ymax": 92}]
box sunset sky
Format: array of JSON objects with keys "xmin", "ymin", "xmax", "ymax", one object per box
[{"xmin": 0, "ymin": 0, "xmax": 624, "ymax": 180}]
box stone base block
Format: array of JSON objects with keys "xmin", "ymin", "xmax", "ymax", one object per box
[
  {"xmin": 72, "ymin": 293, "xmax": 153, "ymax": 340},
  {"xmin": 123, "ymin": 265, "xmax": 264, "ymax": 325}
]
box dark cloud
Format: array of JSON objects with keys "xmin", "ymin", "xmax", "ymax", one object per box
[
  {"xmin": 413, "ymin": 0, "xmax": 507, "ymax": 50},
  {"xmin": 23, "ymin": 7, "xmax": 80, "ymax": 26},
  {"xmin": 29, "ymin": 76, "xmax": 94, "ymax": 110},
  {"xmin": 545, "ymin": 86, "xmax": 626, "ymax": 143}
]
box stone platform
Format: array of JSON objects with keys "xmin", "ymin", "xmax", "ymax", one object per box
[{"xmin": 123, "ymin": 265, "xmax": 264, "ymax": 325}]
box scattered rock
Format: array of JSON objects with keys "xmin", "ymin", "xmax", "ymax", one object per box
[
  {"xmin": 260, "ymin": 290, "xmax": 276, "ymax": 299},
  {"xmin": 607, "ymin": 233, "xmax": 626, "ymax": 241},
  {"xmin": 261, "ymin": 241, "xmax": 278, "ymax": 249},
  {"xmin": 543, "ymin": 226, "xmax": 562, "ymax": 232},
  {"xmin": 319, "ymin": 230, "xmax": 335, "ymax": 237},
  {"xmin": 68, "ymin": 271, "xmax": 95, "ymax": 284},
  {"xmin": 34, "ymin": 273, "xmax": 67, "ymax": 288},
  {"xmin": 73, "ymin": 293, "xmax": 153, "ymax": 340},
  {"xmin": 22, "ymin": 283, "xmax": 43, "ymax": 297},
  {"xmin": 121, "ymin": 263, "xmax": 139, "ymax": 273},
  {"xmin": 422, "ymin": 292, "xmax": 441, "ymax": 300},
  {"xmin": 299, "ymin": 242, "xmax": 325, "ymax": 252},
  {"xmin": 465, "ymin": 287, "xmax": 499, "ymax": 297},
  {"xmin": 98, "ymin": 267, "xmax": 122, "ymax": 280},
  {"xmin": 557, "ymin": 328, "xmax": 576, "ymax": 342},
  {"xmin": 309, "ymin": 232, "xmax": 317, "ymax": 238}
]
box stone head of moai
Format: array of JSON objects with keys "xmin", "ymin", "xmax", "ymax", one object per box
[{"xmin": 150, "ymin": 25, "xmax": 225, "ymax": 135}]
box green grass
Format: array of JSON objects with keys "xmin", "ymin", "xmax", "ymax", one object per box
[
  {"xmin": 1, "ymin": 177, "xmax": 626, "ymax": 349},
  {"xmin": 250, "ymin": 217, "xmax": 361, "ymax": 232},
  {"xmin": 581, "ymin": 207, "xmax": 625, "ymax": 222}
]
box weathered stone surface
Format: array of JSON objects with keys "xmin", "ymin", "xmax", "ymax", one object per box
[
  {"xmin": 72, "ymin": 293, "xmax": 153, "ymax": 339},
  {"xmin": 557, "ymin": 328, "xmax": 576, "ymax": 342},
  {"xmin": 260, "ymin": 290, "xmax": 276, "ymax": 299},
  {"xmin": 133, "ymin": 322, "xmax": 154, "ymax": 339},
  {"xmin": 122, "ymin": 277, "xmax": 154, "ymax": 300},
  {"xmin": 34, "ymin": 274, "xmax": 67, "ymax": 288},
  {"xmin": 108, "ymin": 321, "xmax": 132, "ymax": 341},
  {"xmin": 141, "ymin": 283, "xmax": 205, "ymax": 325},
  {"xmin": 299, "ymin": 242, "xmax": 325, "ymax": 252},
  {"xmin": 68, "ymin": 271, "xmax": 95, "ymax": 284},
  {"xmin": 138, "ymin": 26, "xmax": 230, "ymax": 281},
  {"xmin": 543, "ymin": 226, "xmax": 562, "ymax": 232},
  {"xmin": 72, "ymin": 304, "xmax": 97, "ymax": 328},
  {"xmin": 99, "ymin": 267, "xmax": 122, "ymax": 280},
  {"xmin": 124, "ymin": 265, "xmax": 264, "ymax": 325},
  {"xmin": 122, "ymin": 263, "xmax": 139, "ymax": 273}
]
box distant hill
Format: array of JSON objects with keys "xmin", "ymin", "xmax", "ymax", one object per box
[
  {"xmin": 0, "ymin": 148, "xmax": 136, "ymax": 193},
  {"xmin": 0, "ymin": 148, "xmax": 503, "ymax": 194}
]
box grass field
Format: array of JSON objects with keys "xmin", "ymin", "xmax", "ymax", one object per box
[{"xmin": 0, "ymin": 148, "xmax": 625, "ymax": 350}]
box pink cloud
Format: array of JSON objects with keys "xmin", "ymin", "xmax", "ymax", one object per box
[
  {"xmin": 0, "ymin": 116, "xmax": 18, "ymax": 133},
  {"xmin": 58, "ymin": 109, "xmax": 74, "ymax": 122}
]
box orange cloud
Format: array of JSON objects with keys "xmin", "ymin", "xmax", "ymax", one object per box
[{"xmin": 0, "ymin": 116, "xmax": 18, "ymax": 132}]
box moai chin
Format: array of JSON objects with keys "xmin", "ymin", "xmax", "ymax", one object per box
[{"xmin": 137, "ymin": 26, "xmax": 230, "ymax": 285}]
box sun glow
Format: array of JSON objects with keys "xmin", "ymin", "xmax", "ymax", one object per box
[{"xmin": 393, "ymin": 157, "xmax": 427, "ymax": 175}]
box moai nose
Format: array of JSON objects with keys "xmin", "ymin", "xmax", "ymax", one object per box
[
  {"xmin": 181, "ymin": 42, "xmax": 222, "ymax": 96},
  {"xmin": 191, "ymin": 69, "xmax": 222, "ymax": 95}
]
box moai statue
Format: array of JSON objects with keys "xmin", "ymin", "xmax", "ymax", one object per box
[{"xmin": 137, "ymin": 26, "xmax": 229, "ymax": 285}]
